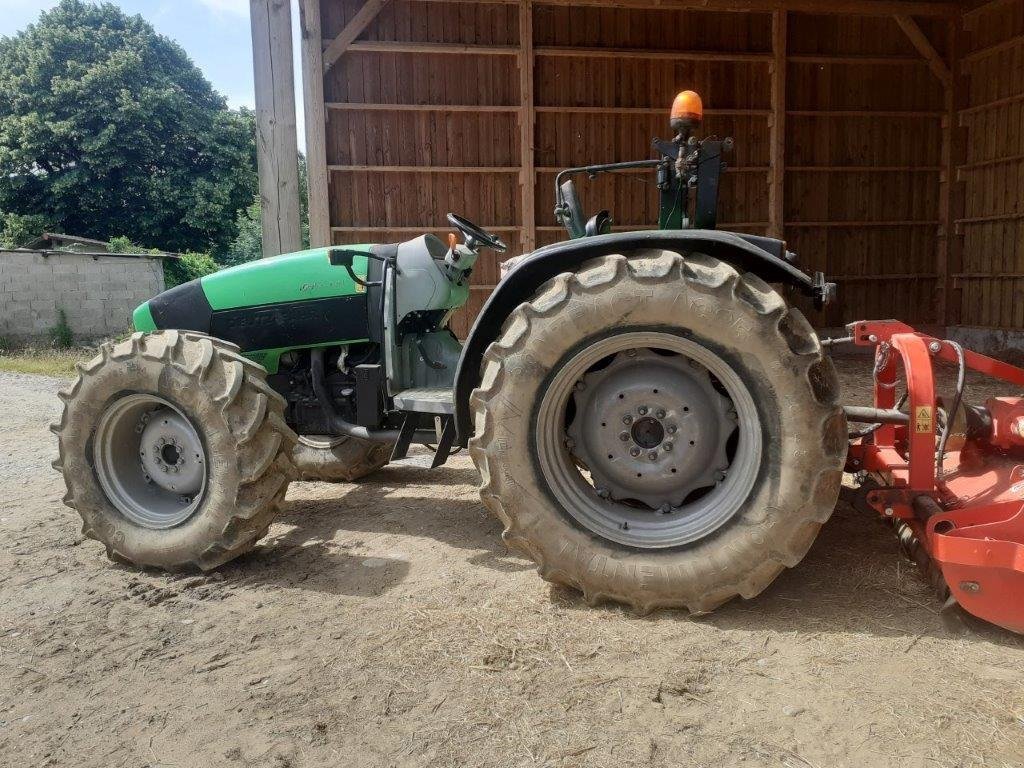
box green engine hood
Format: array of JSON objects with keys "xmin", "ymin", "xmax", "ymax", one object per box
[
  {"xmin": 201, "ymin": 246, "xmax": 371, "ymax": 310},
  {"xmin": 132, "ymin": 246, "xmax": 375, "ymax": 372}
]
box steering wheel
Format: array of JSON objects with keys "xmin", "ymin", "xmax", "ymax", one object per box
[{"xmin": 447, "ymin": 213, "xmax": 508, "ymax": 253}]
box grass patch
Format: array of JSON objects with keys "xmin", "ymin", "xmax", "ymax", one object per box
[{"xmin": 0, "ymin": 346, "xmax": 93, "ymax": 378}]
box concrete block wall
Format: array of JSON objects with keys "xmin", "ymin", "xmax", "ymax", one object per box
[{"xmin": 0, "ymin": 250, "xmax": 165, "ymax": 344}]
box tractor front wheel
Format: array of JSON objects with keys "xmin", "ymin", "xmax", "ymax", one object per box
[
  {"xmin": 470, "ymin": 251, "xmax": 846, "ymax": 613},
  {"xmin": 52, "ymin": 331, "xmax": 296, "ymax": 571}
]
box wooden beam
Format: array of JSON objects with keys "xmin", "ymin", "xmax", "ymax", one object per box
[
  {"xmin": 328, "ymin": 165, "xmax": 520, "ymax": 173},
  {"xmin": 535, "ymin": 105, "xmax": 772, "ymax": 116},
  {"xmin": 935, "ymin": 18, "xmax": 961, "ymax": 328},
  {"xmin": 788, "ymin": 53, "xmax": 927, "ymax": 65},
  {"xmin": 955, "ymin": 212, "xmax": 1024, "ymax": 226},
  {"xmin": 787, "ymin": 220, "xmax": 941, "ymax": 228},
  {"xmin": 536, "ymin": 165, "xmax": 772, "ymax": 173},
  {"xmin": 534, "ymin": 46, "xmax": 773, "ymax": 62},
  {"xmin": 788, "ymin": 109, "xmax": 944, "ymax": 118},
  {"xmin": 894, "ymin": 15, "xmax": 952, "ymax": 88},
  {"xmin": 535, "ymin": 222, "xmax": 771, "ymax": 231},
  {"xmin": 790, "ymin": 165, "xmax": 942, "ymax": 172},
  {"xmin": 398, "ymin": 0, "xmax": 959, "ymax": 18},
  {"xmin": 958, "ymin": 153, "xmax": 1024, "ymax": 174},
  {"xmin": 961, "ymin": 32, "xmax": 1024, "ymax": 66},
  {"xmin": 963, "ymin": 0, "xmax": 1017, "ymax": 29},
  {"xmin": 322, "ymin": 0, "xmax": 390, "ymax": 72},
  {"xmin": 332, "ymin": 225, "xmax": 519, "ymax": 233},
  {"xmin": 519, "ymin": 0, "xmax": 536, "ymax": 252},
  {"xmin": 327, "ymin": 102, "xmax": 520, "ymax": 112},
  {"xmin": 959, "ymin": 92, "xmax": 1024, "ymax": 119},
  {"xmin": 768, "ymin": 10, "xmax": 786, "ymax": 240},
  {"xmin": 344, "ymin": 40, "xmax": 516, "ymax": 55},
  {"xmin": 299, "ymin": 0, "xmax": 331, "ymax": 249},
  {"xmin": 250, "ymin": 0, "xmax": 302, "ymax": 257}
]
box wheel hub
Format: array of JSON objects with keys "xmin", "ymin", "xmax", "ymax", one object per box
[
  {"xmin": 630, "ymin": 416, "xmax": 665, "ymax": 449},
  {"xmin": 566, "ymin": 349, "xmax": 735, "ymax": 510},
  {"xmin": 139, "ymin": 409, "xmax": 205, "ymax": 497}
]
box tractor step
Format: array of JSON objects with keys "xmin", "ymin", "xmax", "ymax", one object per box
[
  {"xmin": 390, "ymin": 450, "xmax": 439, "ymax": 469},
  {"xmin": 390, "ymin": 410, "xmax": 457, "ymax": 469},
  {"xmin": 392, "ymin": 387, "xmax": 454, "ymax": 415}
]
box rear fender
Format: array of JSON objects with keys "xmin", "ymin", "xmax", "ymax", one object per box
[{"xmin": 453, "ymin": 229, "xmax": 830, "ymax": 444}]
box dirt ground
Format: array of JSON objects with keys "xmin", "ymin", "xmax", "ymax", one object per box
[{"xmin": 1, "ymin": 357, "xmax": 1023, "ymax": 768}]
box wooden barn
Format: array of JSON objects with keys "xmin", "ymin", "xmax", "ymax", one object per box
[{"xmin": 249, "ymin": 0, "xmax": 1024, "ymax": 344}]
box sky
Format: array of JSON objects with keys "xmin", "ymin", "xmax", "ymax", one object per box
[{"xmin": 0, "ymin": 0, "xmax": 306, "ymax": 147}]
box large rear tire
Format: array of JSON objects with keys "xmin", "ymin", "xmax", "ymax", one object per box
[
  {"xmin": 290, "ymin": 435, "xmax": 392, "ymax": 482},
  {"xmin": 52, "ymin": 331, "xmax": 296, "ymax": 571},
  {"xmin": 470, "ymin": 251, "xmax": 846, "ymax": 613}
]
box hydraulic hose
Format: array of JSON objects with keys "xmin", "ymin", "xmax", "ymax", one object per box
[
  {"xmin": 309, "ymin": 348, "xmax": 435, "ymax": 445},
  {"xmin": 310, "ymin": 348, "xmax": 399, "ymax": 443}
]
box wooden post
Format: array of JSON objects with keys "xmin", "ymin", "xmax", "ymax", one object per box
[
  {"xmin": 518, "ymin": 0, "xmax": 536, "ymax": 252},
  {"xmin": 942, "ymin": 18, "xmax": 967, "ymax": 329},
  {"xmin": 251, "ymin": 0, "xmax": 302, "ymax": 257},
  {"xmin": 768, "ymin": 9, "xmax": 787, "ymax": 240},
  {"xmin": 299, "ymin": 0, "xmax": 332, "ymax": 249}
]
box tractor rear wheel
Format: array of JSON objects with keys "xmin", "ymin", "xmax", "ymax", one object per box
[
  {"xmin": 52, "ymin": 331, "xmax": 296, "ymax": 571},
  {"xmin": 291, "ymin": 434, "xmax": 392, "ymax": 482},
  {"xmin": 470, "ymin": 251, "xmax": 846, "ymax": 613}
]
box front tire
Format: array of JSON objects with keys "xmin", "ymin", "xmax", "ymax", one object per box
[
  {"xmin": 470, "ymin": 251, "xmax": 846, "ymax": 613},
  {"xmin": 290, "ymin": 434, "xmax": 392, "ymax": 482},
  {"xmin": 52, "ymin": 331, "xmax": 296, "ymax": 571}
]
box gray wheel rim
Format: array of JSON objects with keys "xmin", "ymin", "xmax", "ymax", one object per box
[
  {"xmin": 535, "ymin": 331, "xmax": 762, "ymax": 549},
  {"xmin": 93, "ymin": 393, "xmax": 207, "ymax": 529},
  {"xmin": 297, "ymin": 434, "xmax": 348, "ymax": 449}
]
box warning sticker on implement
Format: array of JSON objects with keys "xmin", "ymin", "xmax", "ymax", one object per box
[{"xmin": 915, "ymin": 405, "xmax": 933, "ymax": 434}]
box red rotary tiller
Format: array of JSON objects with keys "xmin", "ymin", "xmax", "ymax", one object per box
[{"xmin": 844, "ymin": 320, "xmax": 1024, "ymax": 633}]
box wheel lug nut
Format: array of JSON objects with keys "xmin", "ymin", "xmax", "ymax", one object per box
[
  {"xmin": 619, "ymin": 432, "xmax": 630, "ymax": 442},
  {"xmin": 656, "ymin": 410, "xmax": 666, "ymax": 419},
  {"xmin": 622, "ymin": 415, "xmax": 633, "ymax": 425},
  {"xmin": 667, "ymin": 425, "xmax": 677, "ymax": 435},
  {"xmin": 638, "ymin": 406, "xmax": 648, "ymax": 416},
  {"xmin": 663, "ymin": 442, "xmax": 673, "ymax": 452},
  {"xmin": 648, "ymin": 451, "xmax": 658, "ymax": 461},
  {"xmin": 630, "ymin": 447, "xmax": 641, "ymax": 458}
]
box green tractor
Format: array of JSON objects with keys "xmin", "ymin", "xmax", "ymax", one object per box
[{"xmin": 53, "ymin": 92, "xmax": 845, "ymax": 612}]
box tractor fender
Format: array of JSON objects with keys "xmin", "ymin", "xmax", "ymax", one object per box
[{"xmin": 453, "ymin": 229, "xmax": 825, "ymax": 444}]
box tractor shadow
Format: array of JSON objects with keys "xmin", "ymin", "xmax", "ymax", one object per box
[
  {"xmin": 224, "ymin": 459, "xmax": 529, "ymax": 597},
  {"xmin": 235, "ymin": 458, "xmax": 1024, "ymax": 646}
]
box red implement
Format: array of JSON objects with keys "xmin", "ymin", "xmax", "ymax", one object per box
[{"xmin": 845, "ymin": 320, "xmax": 1024, "ymax": 634}]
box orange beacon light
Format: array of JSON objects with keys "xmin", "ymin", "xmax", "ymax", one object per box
[{"xmin": 670, "ymin": 90, "xmax": 703, "ymax": 136}]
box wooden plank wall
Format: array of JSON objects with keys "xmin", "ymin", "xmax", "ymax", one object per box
[
  {"xmin": 957, "ymin": 1, "xmax": 1024, "ymax": 330},
  {"xmin": 318, "ymin": 0, "xmax": 956, "ymax": 336},
  {"xmin": 784, "ymin": 13, "xmax": 949, "ymax": 328}
]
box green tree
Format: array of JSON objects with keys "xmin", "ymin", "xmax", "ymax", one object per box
[
  {"xmin": 226, "ymin": 154, "xmax": 310, "ymax": 265},
  {"xmin": 225, "ymin": 197, "xmax": 262, "ymax": 266},
  {"xmin": 0, "ymin": 0, "xmax": 257, "ymax": 257},
  {"xmin": 0, "ymin": 212, "xmax": 50, "ymax": 248}
]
